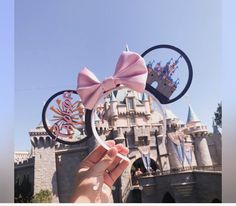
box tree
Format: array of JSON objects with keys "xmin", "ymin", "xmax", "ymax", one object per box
[
  {"xmin": 14, "ymin": 175, "xmax": 33, "ymax": 203},
  {"xmin": 32, "ymin": 189, "xmax": 52, "ymax": 203},
  {"xmin": 214, "ymin": 102, "xmax": 222, "ymax": 128}
]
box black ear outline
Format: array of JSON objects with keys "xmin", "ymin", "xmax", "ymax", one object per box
[
  {"xmin": 141, "ymin": 44, "xmax": 193, "ymax": 104},
  {"xmin": 42, "ymin": 89, "xmax": 91, "ymax": 145}
]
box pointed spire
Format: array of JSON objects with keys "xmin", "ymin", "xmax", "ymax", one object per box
[
  {"xmin": 142, "ymin": 93, "xmax": 148, "ymax": 101},
  {"xmin": 186, "ymin": 104, "xmax": 200, "ymax": 124},
  {"xmin": 110, "ymin": 92, "xmax": 117, "ymax": 102},
  {"xmin": 166, "ymin": 58, "xmax": 173, "ymax": 65},
  {"xmin": 175, "ymin": 55, "xmax": 182, "ymax": 64},
  {"xmin": 37, "ymin": 120, "xmax": 44, "ymax": 128},
  {"xmin": 37, "ymin": 117, "xmax": 50, "ymax": 129},
  {"xmin": 125, "ymin": 43, "xmax": 129, "ymax": 51},
  {"xmin": 147, "ymin": 60, "xmax": 155, "ymax": 69}
]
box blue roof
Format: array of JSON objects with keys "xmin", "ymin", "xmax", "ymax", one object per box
[
  {"xmin": 142, "ymin": 93, "xmax": 148, "ymax": 101},
  {"xmin": 110, "ymin": 92, "xmax": 117, "ymax": 102},
  {"xmin": 186, "ymin": 105, "xmax": 200, "ymax": 124}
]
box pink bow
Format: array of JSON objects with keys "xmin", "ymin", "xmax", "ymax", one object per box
[{"xmin": 77, "ymin": 51, "xmax": 148, "ymax": 110}]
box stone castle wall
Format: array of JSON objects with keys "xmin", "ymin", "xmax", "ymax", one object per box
[
  {"xmin": 136, "ymin": 171, "xmax": 221, "ymax": 203},
  {"xmin": 55, "ymin": 146, "xmax": 89, "ymax": 202},
  {"xmin": 15, "ymin": 157, "xmax": 35, "ymax": 185}
]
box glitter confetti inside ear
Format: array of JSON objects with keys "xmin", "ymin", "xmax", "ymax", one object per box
[{"xmin": 42, "ymin": 90, "xmax": 88, "ymax": 144}]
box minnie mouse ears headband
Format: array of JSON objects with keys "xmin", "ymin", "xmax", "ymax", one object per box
[{"xmin": 42, "ymin": 44, "xmax": 193, "ymax": 148}]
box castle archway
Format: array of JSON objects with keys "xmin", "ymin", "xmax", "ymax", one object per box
[
  {"xmin": 132, "ymin": 157, "xmax": 159, "ymax": 173},
  {"xmin": 131, "ymin": 157, "xmax": 159, "ymax": 185}
]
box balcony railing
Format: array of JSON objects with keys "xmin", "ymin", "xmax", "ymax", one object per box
[
  {"xmin": 188, "ymin": 125, "xmax": 208, "ymax": 133},
  {"xmin": 132, "ymin": 165, "xmax": 221, "ymax": 182}
]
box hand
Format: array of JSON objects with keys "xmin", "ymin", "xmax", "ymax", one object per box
[{"xmin": 70, "ymin": 140, "xmax": 130, "ymax": 203}]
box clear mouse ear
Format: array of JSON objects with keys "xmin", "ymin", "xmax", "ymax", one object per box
[
  {"xmin": 85, "ymin": 86, "xmax": 167, "ymax": 161},
  {"xmin": 42, "ymin": 90, "xmax": 89, "ymax": 144},
  {"xmin": 141, "ymin": 44, "xmax": 193, "ymax": 104}
]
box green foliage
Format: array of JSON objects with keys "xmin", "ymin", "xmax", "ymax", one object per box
[
  {"xmin": 32, "ymin": 189, "xmax": 52, "ymax": 203},
  {"xmin": 214, "ymin": 102, "xmax": 222, "ymax": 128}
]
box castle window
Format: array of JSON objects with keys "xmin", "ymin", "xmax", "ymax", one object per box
[
  {"xmin": 151, "ymin": 81, "xmax": 158, "ymax": 89},
  {"xmin": 127, "ymin": 98, "xmax": 134, "ymax": 110},
  {"xmin": 129, "ymin": 116, "xmax": 136, "ymax": 125},
  {"xmin": 138, "ymin": 136, "xmax": 148, "ymax": 146}
]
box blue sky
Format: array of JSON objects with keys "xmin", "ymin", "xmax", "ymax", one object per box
[{"xmin": 15, "ymin": 0, "xmax": 221, "ymax": 151}]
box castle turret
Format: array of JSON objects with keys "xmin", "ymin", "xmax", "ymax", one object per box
[
  {"xmin": 104, "ymin": 97, "xmax": 110, "ymax": 110},
  {"xmin": 110, "ymin": 92, "xmax": 118, "ymax": 119},
  {"xmin": 166, "ymin": 110, "xmax": 198, "ymax": 170},
  {"xmin": 166, "ymin": 110, "xmax": 185, "ymax": 169},
  {"xmin": 114, "ymin": 127, "xmax": 125, "ymax": 144},
  {"xmin": 142, "ymin": 93, "xmax": 151, "ymax": 119},
  {"xmin": 29, "ymin": 120, "xmax": 59, "ymax": 202},
  {"xmin": 186, "ymin": 105, "xmax": 213, "ymax": 167}
]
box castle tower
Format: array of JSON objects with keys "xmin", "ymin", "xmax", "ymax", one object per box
[
  {"xmin": 186, "ymin": 105, "xmax": 213, "ymax": 167},
  {"xmin": 110, "ymin": 92, "xmax": 118, "ymax": 120},
  {"xmin": 104, "ymin": 96, "xmax": 110, "ymax": 111},
  {"xmin": 165, "ymin": 110, "xmax": 185, "ymax": 169},
  {"xmin": 166, "ymin": 108, "xmax": 198, "ymax": 170},
  {"xmin": 142, "ymin": 93, "xmax": 151, "ymax": 119},
  {"xmin": 114, "ymin": 127, "xmax": 125, "ymax": 144},
  {"xmin": 29, "ymin": 120, "xmax": 59, "ymax": 202}
]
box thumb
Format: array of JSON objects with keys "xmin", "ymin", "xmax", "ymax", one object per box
[{"xmin": 93, "ymin": 147, "xmax": 118, "ymax": 174}]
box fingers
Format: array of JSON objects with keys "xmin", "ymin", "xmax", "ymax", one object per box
[
  {"xmin": 106, "ymin": 144, "xmax": 129, "ymax": 172},
  {"xmin": 82, "ymin": 140, "xmax": 115, "ymax": 165},
  {"xmin": 80, "ymin": 141, "xmax": 130, "ymax": 182},
  {"xmin": 92, "ymin": 147, "xmax": 118, "ymax": 174},
  {"xmin": 110, "ymin": 159, "xmax": 130, "ymax": 183}
]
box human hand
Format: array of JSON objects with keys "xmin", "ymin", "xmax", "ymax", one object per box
[{"xmin": 70, "ymin": 140, "xmax": 130, "ymax": 203}]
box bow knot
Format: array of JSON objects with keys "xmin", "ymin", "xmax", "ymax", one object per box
[
  {"xmin": 101, "ymin": 77, "xmax": 117, "ymax": 93},
  {"xmin": 77, "ymin": 51, "xmax": 148, "ymax": 110}
]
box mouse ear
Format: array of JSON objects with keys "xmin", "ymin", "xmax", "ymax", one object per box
[
  {"xmin": 141, "ymin": 44, "xmax": 193, "ymax": 104},
  {"xmin": 42, "ymin": 90, "xmax": 90, "ymax": 145}
]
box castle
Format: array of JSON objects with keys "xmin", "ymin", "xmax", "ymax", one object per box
[
  {"xmin": 146, "ymin": 57, "xmax": 181, "ymax": 99},
  {"xmin": 14, "ymin": 89, "xmax": 222, "ymax": 203}
]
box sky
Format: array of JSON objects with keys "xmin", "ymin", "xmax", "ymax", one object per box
[
  {"xmin": 15, "ymin": 0, "xmax": 221, "ymax": 151},
  {"xmin": 0, "ymin": 0, "xmax": 14, "ymax": 201}
]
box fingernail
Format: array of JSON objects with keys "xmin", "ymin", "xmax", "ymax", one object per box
[{"xmin": 107, "ymin": 147, "xmax": 118, "ymax": 158}]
